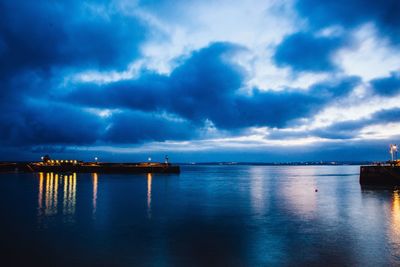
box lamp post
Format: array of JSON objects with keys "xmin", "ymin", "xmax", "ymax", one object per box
[{"xmin": 390, "ymin": 144, "xmax": 398, "ymax": 162}]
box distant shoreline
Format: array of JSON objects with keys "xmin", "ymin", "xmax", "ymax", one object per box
[
  {"xmin": 0, "ymin": 160, "xmax": 378, "ymax": 166},
  {"xmin": 178, "ymin": 161, "xmax": 376, "ymax": 166}
]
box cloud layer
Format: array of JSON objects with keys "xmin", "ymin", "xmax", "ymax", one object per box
[{"xmin": 0, "ymin": 0, "xmax": 399, "ymax": 161}]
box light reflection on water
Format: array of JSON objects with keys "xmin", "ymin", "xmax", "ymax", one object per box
[
  {"xmin": 43, "ymin": 173, "xmax": 58, "ymax": 216},
  {"xmin": 249, "ymin": 166, "xmax": 267, "ymax": 216},
  {"xmin": 2, "ymin": 166, "xmax": 400, "ymax": 266},
  {"xmin": 391, "ymin": 190, "xmax": 400, "ymax": 246},
  {"xmin": 38, "ymin": 172, "xmax": 43, "ymax": 215},
  {"xmin": 280, "ymin": 167, "xmax": 318, "ymax": 218},
  {"xmin": 37, "ymin": 172, "xmax": 78, "ymax": 218},
  {"xmin": 92, "ymin": 173, "xmax": 98, "ymax": 216},
  {"xmin": 147, "ymin": 173, "xmax": 152, "ymax": 219}
]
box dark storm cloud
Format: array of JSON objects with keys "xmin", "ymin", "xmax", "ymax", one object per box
[
  {"xmin": 273, "ymin": 32, "xmax": 343, "ymax": 72},
  {"xmin": 64, "ymin": 42, "xmax": 244, "ymax": 125},
  {"xmin": 0, "ymin": 0, "xmax": 396, "ymax": 162},
  {"xmin": 66, "ymin": 42, "xmax": 360, "ymax": 130},
  {"xmin": 103, "ymin": 111, "xmax": 196, "ymax": 144},
  {"xmin": 0, "ymin": 0, "xmax": 144, "ymax": 78},
  {"xmin": 0, "ymin": 0, "xmax": 146, "ymax": 147},
  {"xmin": 0, "ymin": 97, "xmax": 197, "ymax": 147},
  {"xmin": 0, "ymin": 101, "xmax": 104, "ymax": 146},
  {"xmin": 232, "ymin": 77, "xmax": 357, "ymax": 128},
  {"xmin": 370, "ymin": 72, "xmax": 400, "ymax": 96},
  {"xmin": 295, "ymin": 0, "xmax": 400, "ymax": 45}
]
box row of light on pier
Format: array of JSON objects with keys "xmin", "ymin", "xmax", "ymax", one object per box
[{"xmin": 41, "ymin": 158, "xmax": 78, "ymax": 164}]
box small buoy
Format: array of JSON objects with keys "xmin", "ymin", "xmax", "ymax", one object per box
[{"xmin": 315, "ymin": 189, "xmax": 318, "ymax": 192}]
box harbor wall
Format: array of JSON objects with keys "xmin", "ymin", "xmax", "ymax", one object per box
[
  {"xmin": 360, "ymin": 165, "xmax": 400, "ymax": 185},
  {"xmin": 0, "ymin": 162, "xmax": 180, "ymax": 174}
]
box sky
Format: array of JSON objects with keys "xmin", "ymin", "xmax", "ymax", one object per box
[{"xmin": 0, "ymin": 0, "xmax": 399, "ymax": 162}]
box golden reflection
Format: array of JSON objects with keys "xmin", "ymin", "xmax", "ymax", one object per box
[
  {"xmin": 147, "ymin": 173, "xmax": 152, "ymax": 219},
  {"xmin": 63, "ymin": 175, "xmax": 68, "ymax": 213},
  {"xmin": 45, "ymin": 173, "xmax": 57, "ymax": 215},
  {"xmin": 37, "ymin": 172, "xmax": 77, "ymax": 217},
  {"xmin": 390, "ymin": 190, "xmax": 400, "ymax": 241},
  {"xmin": 63, "ymin": 173, "xmax": 77, "ymax": 215},
  {"xmin": 45, "ymin": 173, "xmax": 49, "ymax": 213},
  {"xmin": 92, "ymin": 173, "xmax": 98, "ymax": 215},
  {"xmin": 63, "ymin": 174, "xmax": 75, "ymax": 215},
  {"xmin": 54, "ymin": 174, "xmax": 58, "ymax": 209},
  {"xmin": 38, "ymin": 173, "xmax": 44, "ymax": 215}
]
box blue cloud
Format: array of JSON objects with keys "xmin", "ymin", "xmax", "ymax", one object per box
[
  {"xmin": 273, "ymin": 32, "xmax": 342, "ymax": 72},
  {"xmin": 232, "ymin": 77, "xmax": 357, "ymax": 128},
  {"xmin": 0, "ymin": 100, "xmax": 104, "ymax": 146},
  {"xmin": 295, "ymin": 0, "xmax": 400, "ymax": 45},
  {"xmin": 0, "ymin": 0, "xmax": 397, "ymax": 160},
  {"xmin": 304, "ymin": 108, "xmax": 400, "ymax": 140},
  {"xmin": 65, "ymin": 42, "xmax": 245, "ymax": 126},
  {"xmin": 65, "ymin": 42, "xmax": 360, "ymax": 131},
  {"xmin": 375, "ymin": 108, "xmax": 400, "ymax": 121},
  {"xmin": 103, "ymin": 111, "xmax": 196, "ymax": 144},
  {"xmin": 0, "ymin": 0, "xmax": 145, "ymax": 80},
  {"xmin": 370, "ymin": 72, "xmax": 400, "ymax": 96},
  {"xmin": 0, "ymin": 0, "xmax": 146, "ymax": 148}
]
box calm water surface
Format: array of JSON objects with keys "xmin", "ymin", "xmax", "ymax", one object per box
[{"xmin": 1, "ymin": 165, "xmax": 400, "ymax": 266}]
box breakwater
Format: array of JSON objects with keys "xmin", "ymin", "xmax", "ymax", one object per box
[{"xmin": 0, "ymin": 161, "xmax": 180, "ymax": 174}]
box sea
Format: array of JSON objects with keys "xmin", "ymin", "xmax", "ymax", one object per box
[{"xmin": 1, "ymin": 165, "xmax": 399, "ymax": 266}]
